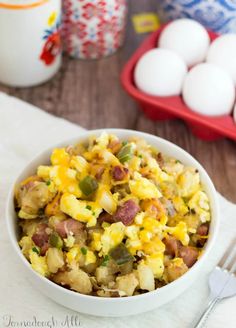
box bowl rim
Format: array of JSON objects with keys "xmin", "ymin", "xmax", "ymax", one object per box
[{"xmin": 5, "ymin": 128, "xmax": 220, "ymax": 303}]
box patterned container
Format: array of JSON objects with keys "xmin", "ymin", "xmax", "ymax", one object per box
[
  {"xmin": 157, "ymin": 0, "xmax": 236, "ymax": 34},
  {"xmin": 62, "ymin": 0, "xmax": 127, "ymax": 59},
  {"xmin": 0, "ymin": 0, "xmax": 62, "ymax": 87}
]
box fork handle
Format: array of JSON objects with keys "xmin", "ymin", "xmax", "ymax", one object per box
[{"xmin": 193, "ymin": 297, "xmax": 219, "ymax": 328}]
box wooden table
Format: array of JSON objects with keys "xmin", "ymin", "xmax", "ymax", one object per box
[{"xmin": 1, "ymin": 1, "xmax": 236, "ymax": 202}]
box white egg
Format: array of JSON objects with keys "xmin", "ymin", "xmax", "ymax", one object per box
[
  {"xmin": 183, "ymin": 63, "xmax": 235, "ymax": 116},
  {"xmin": 158, "ymin": 18, "xmax": 210, "ymax": 67},
  {"xmin": 134, "ymin": 48, "xmax": 187, "ymax": 96},
  {"xmin": 207, "ymin": 34, "xmax": 236, "ymax": 85}
]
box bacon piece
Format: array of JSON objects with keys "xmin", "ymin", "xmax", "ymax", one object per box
[
  {"xmin": 178, "ymin": 246, "xmax": 198, "ymax": 268},
  {"xmin": 20, "ymin": 176, "xmax": 42, "ymax": 190},
  {"xmin": 95, "ymin": 167, "xmax": 105, "ymax": 180},
  {"xmin": 111, "ymin": 166, "xmax": 129, "ymax": 181},
  {"xmin": 98, "ymin": 200, "xmax": 140, "ymax": 226},
  {"xmin": 108, "ymin": 140, "xmax": 122, "ymax": 154},
  {"xmin": 40, "ymin": 243, "xmax": 50, "ymax": 256},
  {"xmin": 197, "ymin": 223, "xmax": 209, "ymax": 236},
  {"xmin": 196, "ymin": 223, "xmax": 209, "ymax": 247},
  {"xmin": 163, "ymin": 236, "xmax": 181, "ymax": 257},
  {"xmin": 98, "ymin": 212, "xmax": 115, "ymax": 224},
  {"xmin": 32, "ymin": 223, "xmax": 49, "ymax": 255},
  {"xmin": 55, "ymin": 219, "xmax": 84, "ymax": 238},
  {"xmin": 113, "ymin": 200, "xmax": 140, "ymax": 226},
  {"xmin": 156, "ymin": 152, "xmax": 164, "ymax": 169}
]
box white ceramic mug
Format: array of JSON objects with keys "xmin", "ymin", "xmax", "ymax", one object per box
[{"xmin": 0, "ymin": 0, "xmax": 62, "ymax": 87}]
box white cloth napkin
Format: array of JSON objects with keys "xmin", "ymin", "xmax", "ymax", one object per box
[{"xmin": 0, "ymin": 92, "xmax": 235, "ymax": 328}]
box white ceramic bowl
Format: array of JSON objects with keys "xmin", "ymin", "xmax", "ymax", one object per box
[{"xmin": 6, "ymin": 129, "xmax": 219, "ymax": 317}]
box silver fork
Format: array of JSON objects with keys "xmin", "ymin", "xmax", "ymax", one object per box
[{"xmin": 193, "ymin": 239, "xmax": 236, "ymax": 328}]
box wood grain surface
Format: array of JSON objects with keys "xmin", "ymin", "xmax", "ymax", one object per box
[{"xmin": 1, "ymin": 0, "xmax": 236, "ymax": 202}]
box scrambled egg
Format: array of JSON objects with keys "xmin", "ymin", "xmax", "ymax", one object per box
[
  {"xmin": 129, "ymin": 172, "xmax": 162, "ymax": 199},
  {"xmin": 17, "ymin": 133, "xmax": 211, "ymax": 297},
  {"xmin": 66, "ymin": 246, "xmax": 97, "ymax": 266},
  {"xmin": 100, "ymin": 222, "xmax": 126, "ymax": 255},
  {"xmin": 60, "ymin": 193, "xmax": 102, "ymax": 227}
]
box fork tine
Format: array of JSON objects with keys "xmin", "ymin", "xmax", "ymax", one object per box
[
  {"xmin": 230, "ymin": 261, "xmax": 236, "ymax": 274},
  {"xmin": 223, "ymin": 246, "xmax": 236, "ymax": 271},
  {"xmin": 218, "ymin": 238, "xmax": 236, "ymax": 270},
  {"xmin": 229, "ymin": 251, "xmax": 236, "ymax": 274}
]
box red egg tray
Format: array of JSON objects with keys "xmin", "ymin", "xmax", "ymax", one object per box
[{"xmin": 121, "ymin": 25, "xmax": 236, "ymax": 142}]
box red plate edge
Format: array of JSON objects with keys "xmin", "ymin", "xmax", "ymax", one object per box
[{"xmin": 120, "ymin": 25, "xmax": 236, "ymax": 142}]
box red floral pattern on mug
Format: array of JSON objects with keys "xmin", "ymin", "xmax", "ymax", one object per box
[
  {"xmin": 82, "ymin": 2, "xmax": 106, "ymax": 19},
  {"xmin": 62, "ymin": 0, "xmax": 127, "ymax": 59},
  {"xmin": 81, "ymin": 39, "xmax": 105, "ymax": 57}
]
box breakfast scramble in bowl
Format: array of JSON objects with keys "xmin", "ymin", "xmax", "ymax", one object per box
[{"xmin": 16, "ymin": 133, "xmax": 211, "ymax": 297}]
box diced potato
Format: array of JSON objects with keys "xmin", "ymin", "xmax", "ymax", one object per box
[
  {"xmin": 46, "ymin": 248, "xmax": 64, "ymax": 274},
  {"xmin": 53, "ymin": 266, "xmax": 92, "ymax": 294},
  {"xmin": 18, "ymin": 181, "xmax": 56, "ymax": 218},
  {"xmin": 96, "ymin": 290, "xmax": 113, "ymax": 297},
  {"xmin": 29, "ymin": 250, "xmax": 49, "ymax": 276},
  {"xmin": 18, "ymin": 210, "xmax": 38, "ymax": 220},
  {"xmin": 19, "ymin": 236, "xmax": 34, "ymax": 259},
  {"xmin": 68, "ymin": 267, "xmax": 92, "ymax": 294},
  {"xmin": 20, "ymin": 219, "xmax": 40, "ymax": 237},
  {"xmin": 137, "ymin": 262, "xmax": 155, "ymax": 291},
  {"xmin": 96, "ymin": 266, "xmax": 114, "ymax": 285},
  {"xmin": 116, "ymin": 273, "xmax": 138, "ymax": 296},
  {"xmin": 165, "ymin": 258, "xmax": 188, "ymax": 282}
]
